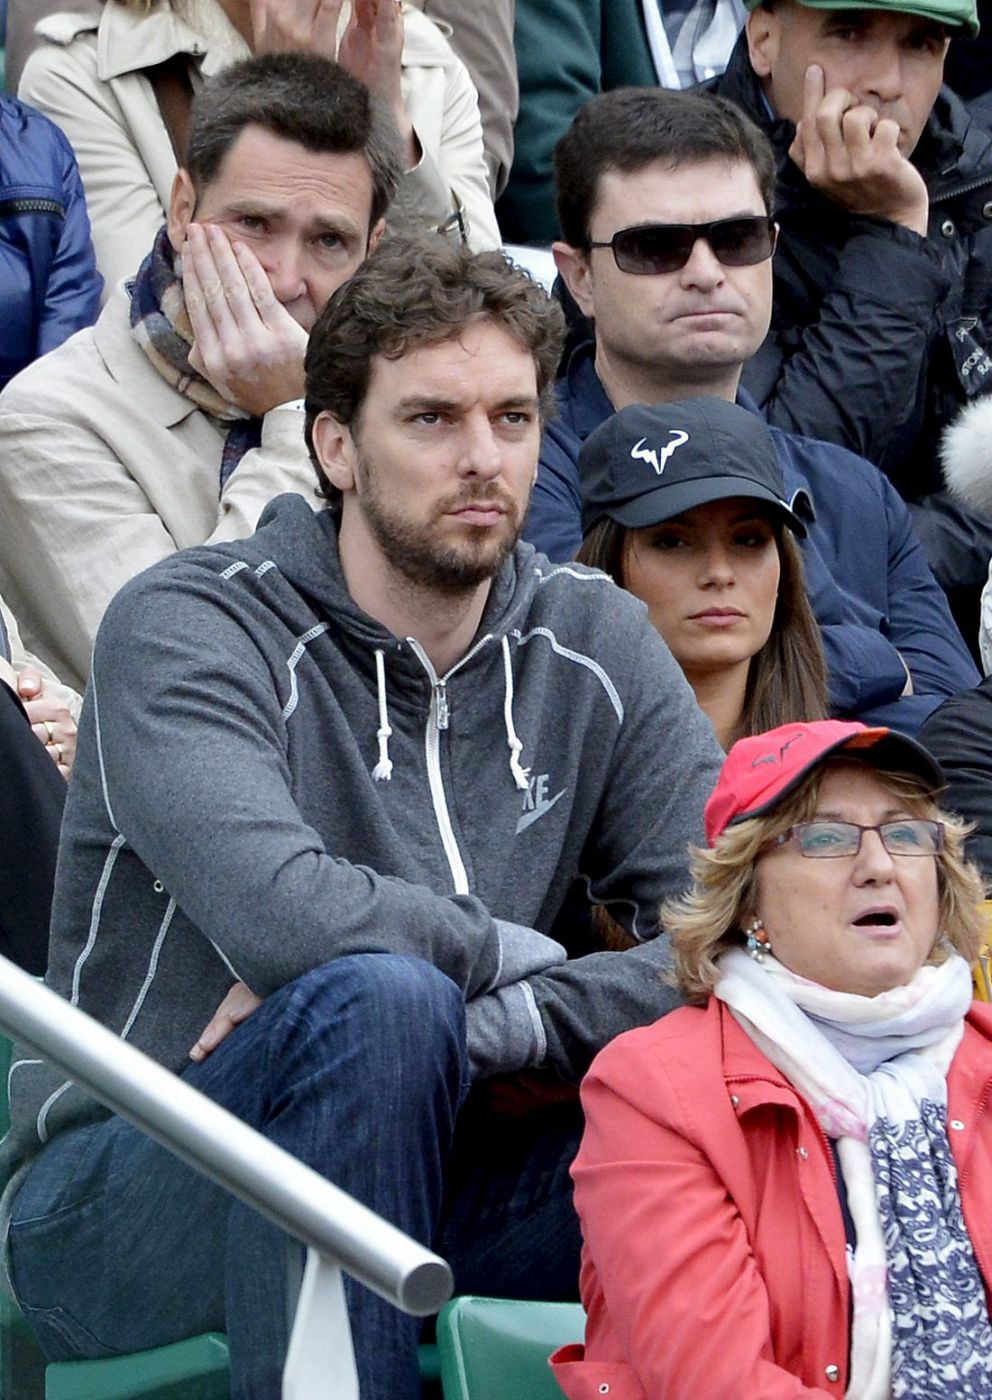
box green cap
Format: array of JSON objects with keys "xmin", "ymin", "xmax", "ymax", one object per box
[{"xmin": 742, "ymin": 0, "xmax": 979, "ymax": 38}]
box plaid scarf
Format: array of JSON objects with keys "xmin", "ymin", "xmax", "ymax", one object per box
[{"xmin": 129, "ymin": 225, "xmax": 262, "ymax": 488}]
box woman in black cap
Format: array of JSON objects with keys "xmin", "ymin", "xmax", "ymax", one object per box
[{"xmin": 576, "ymin": 397, "xmax": 827, "ymax": 747}]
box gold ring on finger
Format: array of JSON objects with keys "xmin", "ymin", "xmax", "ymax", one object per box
[{"xmin": 43, "ymin": 720, "xmax": 56, "ymax": 742}]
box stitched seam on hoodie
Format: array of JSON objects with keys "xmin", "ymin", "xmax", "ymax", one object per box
[
  {"xmin": 533, "ymin": 565, "xmax": 613, "ymax": 586},
  {"xmin": 512, "ymin": 626, "xmax": 624, "ymax": 722},
  {"xmin": 71, "ymin": 834, "xmax": 126, "ymax": 1007},
  {"xmin": 119, "ymin": 899, "xmax": 177, "ymax": 1040},
  {"xmin": 520, "ymin": 981, "xmax": 547, "ymax": 1063},
  {"xmin": 208, "ymin": 938, "xmax": 243, "ymax": 983},
  {"xmin": 91, "ymin": 671, "xmax": 120, "ymax": 833},
  {"xmin": 282, "ymin": 622, "xmax": 331, "ymax": 722},
  {"xmin": 37, "ymin": 1083, "xmax": 70, "ymax": 1145},
  {"xmin": 36, "ymin": 831, "xmax": 128, "ymax": 1143},
  {"xmin": 40, "ymin": 674, "xmax": 130, "ymax": 1142}
]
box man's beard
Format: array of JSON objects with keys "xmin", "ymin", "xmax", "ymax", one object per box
[{"xmin": 355, "ymin": 449, "xmax": 527, "ymax": 595}]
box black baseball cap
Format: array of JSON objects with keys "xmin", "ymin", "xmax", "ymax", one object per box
[{"xmin": 579, "ymin": 399, "xmax": 811, "ymax": 538}]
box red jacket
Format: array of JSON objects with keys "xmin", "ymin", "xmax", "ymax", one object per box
[{"xmin": 552, "ymin": 998, "xmax": 992, "ymax": 1400}]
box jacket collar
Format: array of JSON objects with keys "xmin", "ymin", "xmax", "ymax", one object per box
[
  {"xmin": 947, "ymin": 1004, "xmax": 992, "ymax": 1156},
  {"xmin": 94, "ymin": 280, "xmax": 202, "ymax": 429},
  {"xmin": 712, "ymin": 998, "xmax": 809, "ymax": 1111},
  {"xmin": 709, "ymin": 35, "xmax": 797, "ymax": 157},
  {"xmin": 94, "ymin": 0, "xmax": 226, "ymax": 81},
  {"xmin": 249, "ymin": 495, "xmax": 542, "ymax": 682},
  {"xmin": 923, "ymin": 90, "xmax": 992, "ymax": 199},
  {"xmin": 556, "ymin": 342, "xmax": 615, "ymax": 444}
]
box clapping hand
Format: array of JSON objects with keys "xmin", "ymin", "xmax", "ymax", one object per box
[{"xmin": 249, "ymin": 0, "xmax": 417, "ymax": 165}]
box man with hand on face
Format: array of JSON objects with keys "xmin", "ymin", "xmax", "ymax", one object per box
[
  {"xmin": 0, "ymin": 52, "xmax": 402, "ymax": 691},
  {"xmin": 0, "ymin": 235, "xmax": 722, "ymax": 1399},
  {"xmin": 528, "ymin": 86, "xmax": 978, "ymax": 732},
  {"xmin": 708, "ymin": 0, "xmax": 992, "ymax": 638},
  {"xmin": 14, "ymin": 0, "xmax": 500, "ymax": 293}
]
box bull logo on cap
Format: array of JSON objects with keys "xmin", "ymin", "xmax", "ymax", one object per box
[
  {"xmin": 750, "ymin": 735, "xmax": 804, "ymax": 767},
  {"xmin": 631, "ymin": 431, "xmax": 689, "ymax": 476}
]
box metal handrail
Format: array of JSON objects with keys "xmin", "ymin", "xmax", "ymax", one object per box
[{"xmin": 0, "ymin": 956, "xmax": 452, "ymax": 1395}]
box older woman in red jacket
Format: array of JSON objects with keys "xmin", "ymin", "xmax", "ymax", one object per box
[{"xmin": 554, "ymin": 719, "xmax": 992, "ymax": 1400}]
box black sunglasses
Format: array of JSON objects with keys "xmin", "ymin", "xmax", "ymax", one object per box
[{"xmin": 586, "ymin": 216, "xmax": 777, "ymax": 275}]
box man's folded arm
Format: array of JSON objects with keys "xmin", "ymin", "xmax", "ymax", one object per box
[
  {"xmin": 87, "ymin": 575, "xmax": 544, "ymax": 1000},
  {"xmin": 497, "ymin": 630, "xmax": 723, "ymax": 1083}
]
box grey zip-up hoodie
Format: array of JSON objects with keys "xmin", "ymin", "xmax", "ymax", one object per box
[{"xmin": 4, "ymin": 494, "xmax": 721, "ymax": 1168}]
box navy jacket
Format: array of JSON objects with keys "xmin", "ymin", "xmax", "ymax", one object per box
[
  {"xmin": 0, "ymin": 96, "xmax": 102, "ymax": 390},
  {"xmin": 526, "ymin": 345, "xmax": 978, "ymax": 732}
]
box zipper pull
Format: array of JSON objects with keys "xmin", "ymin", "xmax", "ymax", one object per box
[{"xmin": 435, "ymin": 682, "xmax": 450, "ymax": 730}]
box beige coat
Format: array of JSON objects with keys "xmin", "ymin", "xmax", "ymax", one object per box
[
  {"xmin": 0, "ymin": 286, "xmax": 318, "ymax": 690},
  {"xmin": 416, "ymin": 0, "xmax": 517, "ymax": 199},
  {"xmin": 20, "ymin": 1, "xmax": 500, "ymax": 292}
]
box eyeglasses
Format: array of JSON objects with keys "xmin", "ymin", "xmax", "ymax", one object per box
[
  {"xmin": 586, "ymin": 216, "xmax": 777, "ymax": 276},
  {"xmin": 767, "ymin": 820, "xmax": 945, "ymax": 859}
]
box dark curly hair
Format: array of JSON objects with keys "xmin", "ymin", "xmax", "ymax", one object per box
[{"xmin": 304, "ymin": 234, "xmax": 565, "ymax": 500}]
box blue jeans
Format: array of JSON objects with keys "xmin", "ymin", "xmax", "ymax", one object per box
[{"xmin": 7, "ymin": 955, "xmax": 582, "ymax": 1398}]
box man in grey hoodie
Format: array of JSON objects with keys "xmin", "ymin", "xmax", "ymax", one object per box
[{"xmin": 2, "ymin": 235, "xmax": 723, "ymax": 1399}]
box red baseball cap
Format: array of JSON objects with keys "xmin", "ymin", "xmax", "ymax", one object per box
[{"xmin": 704, "ymin": 720, "xmax": 945, "ymax": 847}]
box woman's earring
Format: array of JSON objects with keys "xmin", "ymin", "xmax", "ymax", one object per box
[{"xmin": 746, "ymin": 917, "xmax": 772, "ymax": 963}]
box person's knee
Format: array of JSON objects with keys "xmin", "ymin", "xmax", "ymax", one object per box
[{"xmin": 288, "ymin": 953, "xmax": 466, "ymax": 1066}]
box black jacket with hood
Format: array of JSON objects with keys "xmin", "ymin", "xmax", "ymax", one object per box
[{"xmin": 709, "ymin": 36, "xmax": 992, "ymax": 611}]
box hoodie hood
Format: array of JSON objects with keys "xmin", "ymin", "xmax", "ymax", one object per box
[{"xmin": 249, "ymin": 493, "xmax": 542, "ymax": 664}]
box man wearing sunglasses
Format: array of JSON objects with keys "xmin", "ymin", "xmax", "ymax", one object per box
[
  {"xmin": 708, "ymin": 0, "xmax": 992, "ymax": 646},
  {"xmin": 526, "ymin": 84, "xmax": 977, "ymax": 732}
]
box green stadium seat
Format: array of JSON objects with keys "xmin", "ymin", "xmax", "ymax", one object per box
[
  {"xmin": 46, "ymin": 1335, "xmax": 230, "ymax": 1400},
  {"xmin": 437, "ymin": 1296, "xmax": 585, "ymax": 1400},
  {"xmin": 42, "ymin": 1334, "xmax": 441, "ymax": 1398}
]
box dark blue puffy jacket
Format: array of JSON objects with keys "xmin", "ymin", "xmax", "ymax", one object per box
[
  {"xmin": 526, "ymin": 344, "xmax": 979, "ymax": 733},
  {"xmin": 0, "ymin": 96, "xmax": 102, "ymax": 389}
]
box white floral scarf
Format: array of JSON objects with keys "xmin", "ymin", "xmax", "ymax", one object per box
[{"xmin": 715, "ymin": 949, "xmax": 992, "ymax": 1399}]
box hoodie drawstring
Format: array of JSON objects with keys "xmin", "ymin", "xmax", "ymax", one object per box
[
  {"xmin": 373, "ymin": 638, "xmax": 529, "ymax": 792},
  {"xmin": 502, "ymin": 636, "xmax": 530, "ymax": 792},
  {"xmin": 371, "ymin": 648, "xmax": 393, "ymax": 781}
]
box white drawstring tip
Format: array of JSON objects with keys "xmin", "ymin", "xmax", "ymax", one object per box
[
  {"xmin": 371, "ymin": 649, "xmax": 394, "ymax": 781},
  {"xmin": 509, "ymin": 743, "xmax": 529, "ymax": 792}
]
